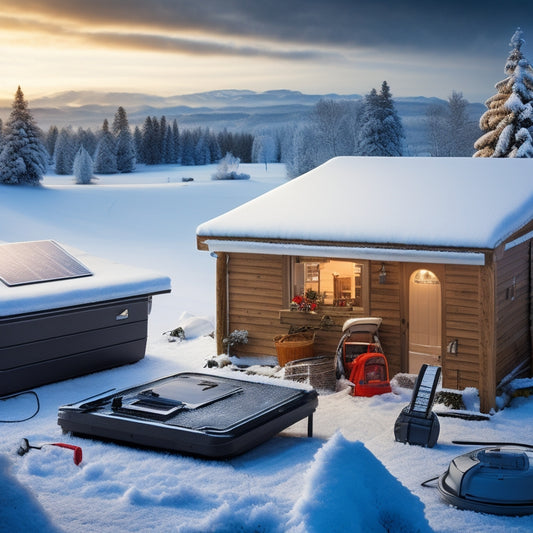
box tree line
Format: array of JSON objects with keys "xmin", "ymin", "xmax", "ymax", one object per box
[
  {"xmin": 0, "ymin": 85, "xmax": 477, "ymax": 186},
  {"xmin": 1, "ymin": 28, "xmax": 532, "ymax": 187},
  {"xmin": 47, "ymin": 112, "xmax": 255, "ymax": 175}
]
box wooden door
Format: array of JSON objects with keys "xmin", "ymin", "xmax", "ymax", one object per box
[{"xmin": 402, "ymin": 266, "xmax": 443, "ymax": 374}]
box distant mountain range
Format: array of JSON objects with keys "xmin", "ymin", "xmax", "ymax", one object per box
[
  {"xmin": 0, "ymin": 89, "xmax": 485, "ymax": 156},
  {"xmin": 31, "ymin": 89, "xmax": 365, "ymax": 109}
]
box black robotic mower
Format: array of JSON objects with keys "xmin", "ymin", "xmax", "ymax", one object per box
[{"xmin": 438, "ymin": 443, "xmax": 533, "ymax": 516}]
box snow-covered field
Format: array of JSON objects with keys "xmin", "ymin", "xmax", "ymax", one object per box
[{"xmin": 1, "ymin": 163, "xmax": 533, "ymax": 532}]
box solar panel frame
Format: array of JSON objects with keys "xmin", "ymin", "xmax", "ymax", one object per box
[
  {"xmin": 409, "ymin": 364, "xmax": 441, "ymax": 417},
  {"xmin": 0, "ymin": 240, "xmax": 92, "ymax": 287}
]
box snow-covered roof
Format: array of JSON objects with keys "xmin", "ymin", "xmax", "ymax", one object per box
[
  {"xmin": 0, "ymin": 243, "xmax": 171, "ymax": 317},
  {"xmin": 197, "ymin": 157, "xmax": 533, "ymax": 263}
]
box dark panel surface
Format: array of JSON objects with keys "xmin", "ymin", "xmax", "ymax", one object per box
[{"xmin": 0, "ymin": 240, "xmax": 92, "ymax": 287}]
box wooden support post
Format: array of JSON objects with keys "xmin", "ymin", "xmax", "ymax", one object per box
[
  {"xmin": 479, "ymin": 260, "xmax": 496, "ymax": 413},
  {"xmin": 215, "ymin": 252, "xmax": 228, "ymax": 355}
]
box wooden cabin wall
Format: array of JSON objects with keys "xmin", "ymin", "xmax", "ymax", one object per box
[
  {"xmin": 225, "ymin": 253, "xmax": 288, "ymax": 358},
  {"xmin": 442, "ymin": 265, "xmax": 483, "ymax": 390},
  {"xmin": 368, "ymin": 261, "xmax": 402, "ymax": 376},
  {"xmin": 494, "ymin": 240, "xmax": 531, "ymax": 383}
]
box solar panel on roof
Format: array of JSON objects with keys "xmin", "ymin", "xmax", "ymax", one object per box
[{"xmin": 0, "ymin": 240, "xmax": 92, "ymax": 287}]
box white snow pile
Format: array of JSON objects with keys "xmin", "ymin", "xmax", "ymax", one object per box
[
  {"xmin": 163, "ymin": 311, "xmax": 215, "ymax": 341},
  {"xmin": 288, "ymin": 432, "xmax": 431, "ymax": 533}
]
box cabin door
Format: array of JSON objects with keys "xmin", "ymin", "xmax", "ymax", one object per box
[{"xmin": 406, "ymin": 267, "xmax": 442, "ymax": 373}]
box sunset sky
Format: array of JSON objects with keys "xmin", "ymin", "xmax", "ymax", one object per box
[{"xmin": 0, "ymin": 0, "xmax": 532, "ymax": 105}]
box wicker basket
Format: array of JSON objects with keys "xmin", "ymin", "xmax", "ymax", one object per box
[
  {"xmin": 273, "ymin": 331, "xmax": 315, "ymax": 366},
  {"xmin": 284, "ymin": 355, "xmax": 336, "ymax": 391}
]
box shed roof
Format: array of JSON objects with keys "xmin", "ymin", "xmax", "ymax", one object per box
[
  {"xmin": 0, "ymin": 242, "xmax": 171, "ymax": 317},
  {"xmin": 197, "ymin": 157, "xmax": 533, "ymax": 264}
]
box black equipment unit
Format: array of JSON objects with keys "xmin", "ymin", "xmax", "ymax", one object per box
[
  {"xmin": 394, "ymin": 364, "xmax": 441, "ymax": 448},
  {"xmin": 58, "ymin": 372, "xmax": 318, "ymax": 458}
]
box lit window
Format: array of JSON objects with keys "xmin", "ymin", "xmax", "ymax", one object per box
[{"xmin": 292, "ymin": 259, "xmax": 364, "ymax": 307}]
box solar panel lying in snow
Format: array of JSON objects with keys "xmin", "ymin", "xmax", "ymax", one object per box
[
  {"xmin": 0, "ymin": 240, "xmax": 92, "ymax": 287},
  {"xmin": 58, "ymin": 372, "xmax": 319, "ymax": 458}
]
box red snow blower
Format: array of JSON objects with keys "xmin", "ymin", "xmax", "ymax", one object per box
[{"xmin": 336, "ymin": 317, "xmax": 392, "ymax": 397}]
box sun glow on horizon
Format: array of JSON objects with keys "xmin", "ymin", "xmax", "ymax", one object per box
[{"xmin": 0, "ymin": 2, "xmax": 520, "ymax": 105}]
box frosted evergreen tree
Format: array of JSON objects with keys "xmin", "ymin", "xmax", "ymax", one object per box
[
  {"xmin": 93, "ymin": 119, "xmax": 118, "ymax": 174},
  {"xmin": 45, "ymin": 125, "xmax": 59, "ymax": 162},
  {"xmin": 180, "ymin": 129, "xmax": 195, "ymax": 165},
  {"xmin": 474, "ymin": 28, "xmax": 533, "ymax": 157},
  {"xmin": 133, "ymin": 126, "xmax": 143, "ymax": 162},
  {"xmin": 159, "ymin": 116, "xmax": 167, "ymax": 163},
  {"xmin": 54, "ymin": 127, "xmax": 77, "ymax": 174},
  {"xmin": 112, "ymin": 107, "xmax": 135, "ymax": 173},
  {"xmin": 426, "ymin": 92, "xmax": 478, "ymax": 156},
  {"xmin": 73, "ymin": 145, "xmax": 94, "ymax": 184},
  {"xmin": 0, "ymin": 86, "xmax": 48, "ymax": 185},
  {"xmin": 150, "ymin": 116, "xmax": 162, "ymax": 164},
  {"xmin": 77, "ymin": 127, "xmax": 98, "ymax": 157},
  {"xmin": 358, "ymin": 82, "xmax": 404, "ymax": 156},
  {"xmin": 171, "ymin": 119, "xmax": 181, "ymax": 163},
  {"xmin": 141, "ymin": 116, "xmax": 160, "ymax": 165},
  {"xmin": 162, "ymin": 124, "xmax": 174, "ymax": 163},
  {"xmin": 252, "ymin": 133, "xmax": 277, "ymax": 169},
  {"xmin": 194, "ymin": 129, "xmax": 211, "ymax": 165},
  {"xmin": 287, "ymin": 124, "xmax": 319, "ymax": 178}
]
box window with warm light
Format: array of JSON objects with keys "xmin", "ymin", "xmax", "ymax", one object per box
[{"xmin": 292, "ymin": 258, "xmax": 365, "ymax": 307}]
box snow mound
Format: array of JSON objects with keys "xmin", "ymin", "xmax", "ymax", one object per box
[
  {"xmin": 288, "ymin": 432, "xmax": 432, "ymax": 533},
  {"xmin": 166, "ymin": 312, "xmax": 214, "ymax": 340},
  {"xmin": 0, "ymin": 455, "xmax": 61, "ymax": 533}
]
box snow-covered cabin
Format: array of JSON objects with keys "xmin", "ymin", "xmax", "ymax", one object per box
[{"xmin": 197, "ymin": 157, "xmax": 533, "ymax": 411}]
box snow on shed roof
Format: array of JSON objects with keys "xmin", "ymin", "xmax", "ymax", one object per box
[
  {"xmin": 0, "ymin": 243, "xmax": 171, "ymax": 317},
  {"xmin": 197, "ymin": 157, "xmax": 533, "ymax": 256}
]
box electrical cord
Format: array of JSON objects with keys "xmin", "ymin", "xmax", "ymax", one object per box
[
  {"xmin": 421, "ymin": 475, "xmax": 439, "ymax": 488},
  {"xmin": 0, "ymin": 390, "xmax": 40, "ymax": 422}
]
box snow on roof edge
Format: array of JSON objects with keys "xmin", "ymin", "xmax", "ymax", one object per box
[{"xmin": 203, "ymin": 239, "xmax": 486, "ymax": 265}]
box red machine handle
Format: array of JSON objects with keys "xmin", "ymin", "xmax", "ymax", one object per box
[{"xmin": 51, "ymin": 443, "xmax": 83, "ymax": 465}]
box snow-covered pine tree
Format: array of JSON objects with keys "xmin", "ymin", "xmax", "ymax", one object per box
[
  {"xmin": 426, "ymin": 92, "xmax": 478, "ymax": 156},
  {"xmin": 140, "ymin": 116, "xmax": 160, "ymax": 165},
  {"xmin": 180, "ymin": 129, "xmax": 195, "ymax": 165},
  {"xmin": 93, "ymin": 119, "xmax": 118, "ymax": 174},
  {"xmin": 474, "ymin": 28, "xmax": 533, "ymax": 158},
  {"xmin": 73, "ymin": 145, "xmax": 94, "ymax": 184},
  {"xmin": 252, "ymin": 133, "xmax": 277, "ymax": 170},
  {"xmin": 77, "ymin": 127, "xmax": 98, "ymax": 157},
  {"xmin": 45, "ymin": 125, "xmax": 59, "ymax": 162},
  {"xmin": 194, "ymin": 129, "xmax": 211, "ymax": 165},
  {"xmin": 0, "ymin": 86, "xmax": 48, "ymax": 185},
  {"xmin": 286, "ymin": 124, "xmax": 319, "ymax": 178},
  {"xmin": 54, "ymin": 127, "xmax": 78, "ymax": 175},
  {"xmin": 357, "ymin": 82, "xmax": 405, "ymax": 156},
  {"xmin": 112, "ymin": 107, "xmax": 135, "ymax": 173},
  {"xmin": 159, "ymin": 116, "xmax": 167, "ymax": 163},
  {"xmin": 132, "ymin": 126, "xmax": 141, "ymax": 160},
  {"xmin": 171, "ymin": 119, "xmax": 180, "ymax": 163}
]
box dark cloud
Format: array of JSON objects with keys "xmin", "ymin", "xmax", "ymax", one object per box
[
  {"xmin": 91, "ymin": 31, "xmax": 330, "ymax": 60},
  {"xmin": 2, "ymin": 0, "xmax": 532, "ymax": 59}
]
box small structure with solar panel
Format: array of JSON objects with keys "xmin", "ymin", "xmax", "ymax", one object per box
[{"xmin": 0, "ymin": 240, "xmax": 171, "ymax": 395}]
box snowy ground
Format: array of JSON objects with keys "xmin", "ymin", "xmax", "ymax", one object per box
[{"xmin": 1, "ymin": 163, "xmax": 533, "ymax": 532}]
